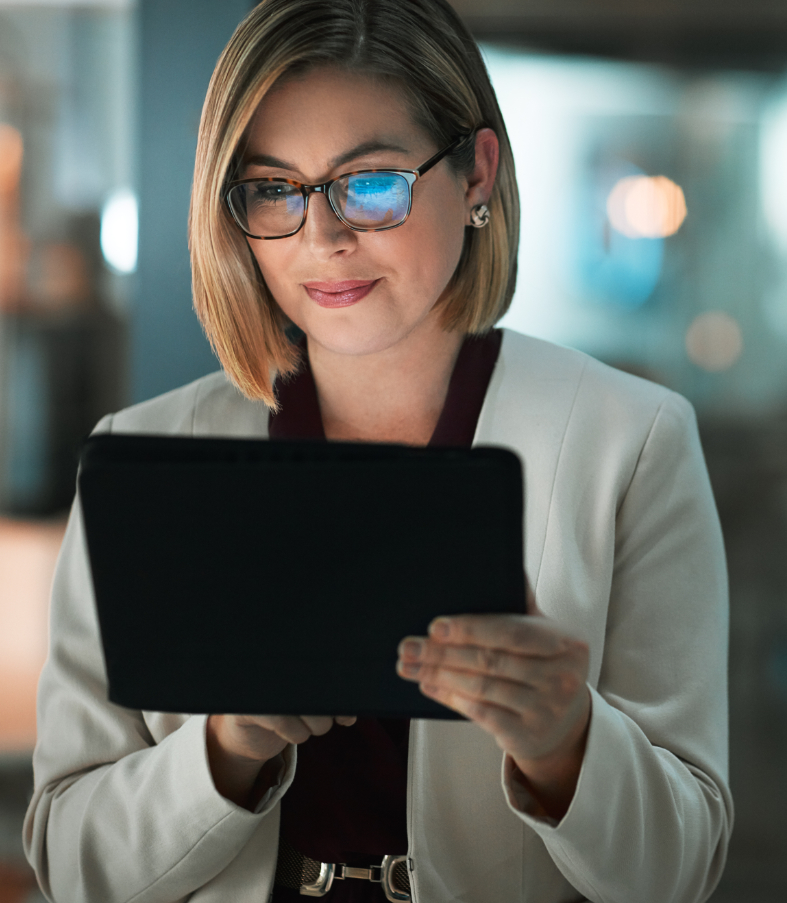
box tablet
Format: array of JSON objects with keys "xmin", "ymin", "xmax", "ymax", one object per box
[{"xmin": 78, "ymin": 434, "xmax": 525, "ymax": 719}]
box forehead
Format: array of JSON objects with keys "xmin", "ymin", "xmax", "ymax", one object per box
[{"xmin": 243, "ymin": 67, "xmax": 430, "ymax": 168}]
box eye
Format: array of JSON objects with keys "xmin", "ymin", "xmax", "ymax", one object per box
[
  {"xmin": 361, "ymin": 175, "xmax": 398, "ymax": 193},
  {"xmin": 249, "ymin": 182, "xmax": 295, "ymax": 204}
]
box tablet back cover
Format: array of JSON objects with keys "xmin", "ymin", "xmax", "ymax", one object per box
[{"xmin": 79, "ymin": 435, "xmax": 525, "ymax": 719}]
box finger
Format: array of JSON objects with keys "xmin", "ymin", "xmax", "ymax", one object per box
[
  {"xmin": 427, "ymin": 614, "xmax": 569, "ymax": 656},
  {"xmin": 398, "ymin": 637, "xmax": 535, "ymax": 684},
  {"xmin": 334, "ymin": 715, "xmax": 357, "ymax": 726},
  {"xmin": 417, "ymin": 666, "xmax": 536, "ymax": 713},
  {"xmin": 398, "ymin": 640, "xmax": 584, "ymax": 691},
  {"xmin": 418, "ymin": 640, "xmax": 587, "ymax": 695},
  {"xmin": 430, "ymin": 662, "xmax": 583, "ymax": 716},
  {"xmin": 416, "ymin": 655, "xmax": 587, "ymax": 723},
  {"xmin": 263, "ymin": 715, "xmax": 313, "ymax": 745},
  {"xmin": 299, "ymin": 715, "xmax": 337, "ymax": 736}
]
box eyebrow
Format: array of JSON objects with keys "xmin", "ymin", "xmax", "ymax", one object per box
[{"xmin": 242, "ymin": 139, "xmax": 412, "ymax": 174}]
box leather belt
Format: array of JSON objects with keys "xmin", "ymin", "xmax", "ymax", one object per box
[{"xmin": 275, "ymin": 835, "xmax": 411, "ymax": 900}]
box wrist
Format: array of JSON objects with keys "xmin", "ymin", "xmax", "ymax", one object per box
[
  {"xmin": 512, "ymin": 691, "xmax": 591, "ymax": 820},
  {"xmin": 206, "ymin": 716, "xmax": 268, "ymax": 809}
]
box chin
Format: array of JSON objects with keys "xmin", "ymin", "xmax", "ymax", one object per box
[
  {"xmin": 304, "ymin": 316, "xmax": 409, "ymax": 358},
  {"xmin": 281, "ymin": 295, "xmax": 419, "ymax": 357}
]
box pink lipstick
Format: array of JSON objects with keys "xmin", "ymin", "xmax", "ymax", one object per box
[{"xmin": 303, "ymin": 279, "xmax": 379, "ymax": 308}]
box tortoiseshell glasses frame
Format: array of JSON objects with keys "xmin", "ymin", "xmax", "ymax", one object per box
[{"xmin": 224, "ymin": 134, "xmax": 469, "ymax": 240}]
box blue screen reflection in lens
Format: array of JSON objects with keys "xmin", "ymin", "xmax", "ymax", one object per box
[{"xmin": 341, "ymin": 173, "xmax": 409, "ymax": 227}]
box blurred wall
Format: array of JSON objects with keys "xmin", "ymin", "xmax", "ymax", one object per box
[
  {"xmin": 0, "ymin": 4, "xmax": 131, "ymax": 514},
  {"xmin": 133, "ymin": 0, "xmax": 252, "ymax": 403}
]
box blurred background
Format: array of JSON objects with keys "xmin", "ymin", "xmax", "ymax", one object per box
[{"xmin": 0, "ymin": 0, "xmax": 786, "ymax": 900}]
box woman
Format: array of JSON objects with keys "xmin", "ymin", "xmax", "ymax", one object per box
[{"xmin": 24, "ymin": 1, "xmax": 733, "ymax": 901}]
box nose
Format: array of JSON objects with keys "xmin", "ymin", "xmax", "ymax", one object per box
[{"xmin": 301, "ymin": 190, "xmax": 355, "ymax": 257}]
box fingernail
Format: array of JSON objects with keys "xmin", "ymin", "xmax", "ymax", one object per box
[
  {"xmin": 399, "ymin": 661, "xmax": 421, "ymax": 677},
  {"xmin": 400, "ymin": 638, "xmax": 424, "ymax": 659},
  {"xmin": 429, "ymin": 618, "xmax": 450, "ymax": 639}
]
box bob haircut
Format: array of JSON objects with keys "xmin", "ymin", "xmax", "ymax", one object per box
[{"xmin": 190, "ymin": 0, "xmax": 520, "ymax": 407}]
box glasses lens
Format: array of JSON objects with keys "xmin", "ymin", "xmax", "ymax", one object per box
[
  {"xmin": 332, "ymin": 172, "xmax": 410, "ymax": 229},
  {"xmin": 228, "ymin": 181, "xmax": 304, "ymax": 237}
]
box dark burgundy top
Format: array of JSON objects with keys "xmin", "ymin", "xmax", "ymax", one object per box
[{"xmin": 269, "ymin": 329, "xmax": 502, "ymax": 902}]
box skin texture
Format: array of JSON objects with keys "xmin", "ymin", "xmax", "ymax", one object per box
[
  {"xmin": 208, "ymin": 66, "xmax": 590, "ymax": 820},
  {"xmin": 242, "ymin": 67, "xmax": 498, "ymax": 444},
  {"xmin": 397, "ymin": 584, "xmax": 590, "ymax": 820}
]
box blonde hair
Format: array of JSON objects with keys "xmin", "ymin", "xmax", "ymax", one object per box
[{"xmin": 190, "ymin": 0, "xmax": 520, "ymax": 407}]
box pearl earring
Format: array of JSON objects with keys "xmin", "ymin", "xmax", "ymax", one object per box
[{"xmin": 469, "ymin": 204, "xmax": 490, "ymax": 228}]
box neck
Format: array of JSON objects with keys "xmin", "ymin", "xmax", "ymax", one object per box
[{"xmin": 307, "ymin": 317, "xmax": 464, "ymax": 445}]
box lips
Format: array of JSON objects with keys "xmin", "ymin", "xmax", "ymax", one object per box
[{"xmin": 302, "ymin": 279, "xmax": 379, "ymax": 308}]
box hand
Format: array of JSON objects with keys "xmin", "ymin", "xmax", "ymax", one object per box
[
  {"xmin": 209, "ymin": 713, "xmax": 358, "ymax": 761},
  {"xmin": 396, "ymin": 586, "xmax": 590, "ymax": 819},
  {"xmin": 206, "ymin": 713, "xmax": 357, "ymax": 810}
]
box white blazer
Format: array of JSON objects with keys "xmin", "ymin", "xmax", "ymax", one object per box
[{"xmin": 24, "ymin": 329, "xmax": 733, "ymax": 903}]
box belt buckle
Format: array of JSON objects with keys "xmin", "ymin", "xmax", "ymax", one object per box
[
  {"xmin": 299, "ymin": 854, "xmax": 410, "ymax": 901},
  {"xmin": 299, "ymin": 861, "xmax": 335, "ymax": 897},
  {"xmin": 380, "ymin": 855, "xmax": 411, "ymax": 902},
  {"xmin": 337, "ymin": 864, "xmax": 383, "ymax": 882}
]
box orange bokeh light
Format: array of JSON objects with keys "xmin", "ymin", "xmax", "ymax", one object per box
[
  {"xmin": 0, "ymin": 519, "xmax": 66, "ymax": 751},
  {"xmin": 0, "ymin": 123, "xmax": 23, "ymax": 195},
  {"xmin": 607, "ymin": 175, "xmax": 687, "ymax": 239}
]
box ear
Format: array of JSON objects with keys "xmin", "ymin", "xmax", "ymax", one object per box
[{"xmin": 464, "ymin": 127, "xmax": 499, "ymax": 223}]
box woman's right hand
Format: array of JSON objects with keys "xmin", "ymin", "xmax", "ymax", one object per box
[{"xmin": 206, "ymin": 714, "xmax": 357, "ymax": 810}]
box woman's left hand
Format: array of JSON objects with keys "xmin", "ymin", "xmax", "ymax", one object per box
[{"xmin": 396, "ymin": 587, "xmax": 591, "ymax": 819}]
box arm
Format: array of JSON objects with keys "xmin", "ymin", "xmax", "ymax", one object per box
[
  {"xmin": 22, "ymin": 422, "xmax": 295, "ymax": 903},
  {"xmin": 398, "ymin": 392, "xmax": 732, "ymax": 903},
  {"xmin": 506, "ymin": 393, "xmax": 733, "ymax": 903}
]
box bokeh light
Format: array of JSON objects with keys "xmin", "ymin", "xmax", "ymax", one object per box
[
  {"xmin": 685, "ymin": 311, "xmax": 743, "ymax": 372},
  {"xmin": 0, "ymin": 125, "xmax": 23, "ymax": 194},
  {"xmin": 607, "ymin": 175, "xmax": 687, "ymax": 239},
  {"xmin": 100, "ymin": 188, "xmax": 138, "ymax": 274}
]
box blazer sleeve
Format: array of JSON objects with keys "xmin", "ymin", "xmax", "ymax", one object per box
[
  {"xmin": 501, "ymin": 392, "xmax": 733, "ymax": 903},
  {"xmin": 22, "ymin": 415, "xmax": 296, "ymax": 903}
]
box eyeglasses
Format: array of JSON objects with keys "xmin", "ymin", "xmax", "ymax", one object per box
[{"xmin": 224, "ymin": 134, "xmax": 468, "ymax": 240}]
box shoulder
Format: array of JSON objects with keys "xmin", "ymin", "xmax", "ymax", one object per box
[
  {"xmin": 93, "ymin": 370, "xmax": 270, "ymax": 438},
  {"xmin": 479, "ymin": 330, "xmax": 697, "ymax": 477},
  {"xmin": 499, "ymin": 329, "xmax": 677, "ymax": 409},
  {"xmin": 496, "ymin": 328, "xmax": 693, "ymax": 434}
]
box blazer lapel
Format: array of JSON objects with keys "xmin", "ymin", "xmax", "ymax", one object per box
[{"xmin": 407, "ymin": 329, "xmax": 588, "ymax": 903}]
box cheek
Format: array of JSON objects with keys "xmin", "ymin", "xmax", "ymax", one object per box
[
  {"xmin": 248, "ymin": 241, "xmax": 298, "ymax": 304},
  {"xmin": 401, "ymin": 196, "xmax": 466, "ymax": 294},
  {"xmin": 249, "ymin": 241, "xmax": 281, "ymax": 282}
]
